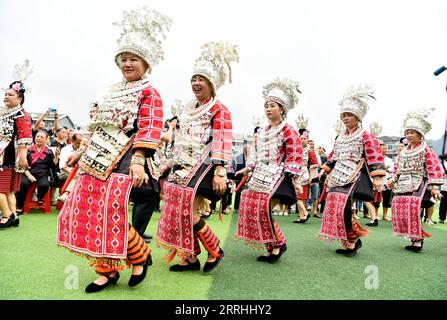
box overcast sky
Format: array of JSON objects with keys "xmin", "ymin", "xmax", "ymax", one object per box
[{"xmin": 1, "ymin": 0, "xmax": 447, "ymax": 149}]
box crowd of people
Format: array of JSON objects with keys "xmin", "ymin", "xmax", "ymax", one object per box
[{"xmin": 1, "ymin": 6, "xmax": 445, "ymax": 294}]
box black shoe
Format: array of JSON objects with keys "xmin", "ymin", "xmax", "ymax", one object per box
[
  {"xmin": 169, "ymin": 259, "xmax": 201, "ymax": 272},
  {"xmin": 203, "ymin": 249, "xmax": 224, "ymax": 272},
  {"xmin": 128, "ymin": 255, "xmax": 152, "ymax": 287},
  {"xmin": 366, "ymin": 219, "xmax": 378, "ymax": 227},
  {"xmin": 256, "ymin": 254, "xmax": 272, "ymax": 262},
  {"xmin": 37, "ymin": 199, "xmax": 44, "ymax": 205},
  {"xmin": 85, "ymin": 273, "xmax": 120, "ymax": 293},
  {"xmin": 267, "ymin": 244, "xmax": 287, "ymax": 263},
  {"xmin": 335, "ymin": 239, "xmax": 362, "ymax": 256},
  {"xmin": 0, "ymin": 215, "xmax": 19, "ymax": 228},
  {"xmin": 293, "ymin": 217, "xmax": 307, "ymax": 224},
  {"xmin": 405, "ymin": 240, "xmax": 423, "ymax": 252}
]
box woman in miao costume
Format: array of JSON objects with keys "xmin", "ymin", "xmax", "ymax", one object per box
[
  {"xmin": 156, "ymin": 42, "xmax": 238, "ymax": 273},
  {"xmin": 319, "ymin": 84, "xmax": 385, "ymax": 256},
  {"xmin": 235, "ymin": 77, "xmax": 303, "ymax": 263},
  {"xmin": 0, "ymin": 60, "xmax": 33, "ymax": 228},
  {"xmin": 57, "ymin": 7, "xmax": 171, "ymax": 293},
  {"xmin": 387, "ymin": 108, "xmax": 443, "ymax": 252}
]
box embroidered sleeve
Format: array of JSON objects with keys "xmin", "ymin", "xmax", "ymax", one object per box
[
  {"xmin": 283, "ymin": 125, "xmax": 303, "ymax": 176},
  {"xmin": 15, "ymin": 110, "xmax": 32, "ymax": 147},
  {"xmin": 133, "ymin": 87, "xmax": 163, "ymax": 151},
  {"xmin": 362, "ymin": 130, "xmax": 386, "ymax": 177},
  {"xmin": 425, "ymin": 146, "xmax": 444, "ymax": 185},
  {"xmin": 210, "ymin": 102, "xmax": 233, "ymax": 164}
]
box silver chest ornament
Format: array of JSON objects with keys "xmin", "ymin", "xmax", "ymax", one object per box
[
  {"xmin": 328, "ymin": 129, "xmax": 365, "ymax": 187},
  {"xmin": 394, "ymin": 144, "xmax": 426, "ymax": 194}
]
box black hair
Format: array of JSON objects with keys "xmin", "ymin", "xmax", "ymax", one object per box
[
  {"xmin": 253, "ymin": 126, "xmax": 261, "ymax": 134},
  {"xmin": 71, "ymin": 133, "xmax": 83, "ymax": 142},
  {"xmin": 298, "ymin": 128, "xmax": 309, "ymax": 136},
  {"xmin": 36, "ymin": 129, "xmax": 49, "ymax": 138},
  {"xmin": 9, "ymin": 81, "xmax": 26, "ymax": 105},
  {"xmin": 399, "ymin": 137, "xmax": 408, "ymax": 145}
]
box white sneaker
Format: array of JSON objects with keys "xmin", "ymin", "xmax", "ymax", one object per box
[
  {"xmin": 284, "ymin": 212, "xmax": 288, "ymax": 216},
  {"xmin": 279, "ymin": 212, "xmax": 283, "ymax": 216},
  {"xmin": 354, "ymin": 214, "xmax": 360, "ymax": 220},
  {"xmin": 273, "ymin": 211, "xmax": 278, "ymax": 216},
  {"xmin": 426, "ymin": 219, "xmax": 436, "ymax": 226}
]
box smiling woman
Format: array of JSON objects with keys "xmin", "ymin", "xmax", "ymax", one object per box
[
  {"xmin": 56, "ymin": 6, "xmax": 172, "ymax": 294},
  {"xmin": 0, "ymin": 79, "xmax": 33, "ymax": 229}
]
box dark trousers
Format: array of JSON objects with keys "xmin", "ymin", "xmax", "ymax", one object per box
[
  {"xmin": 439, "ymin": 190, "xmax": 447, "ymax": 221},
  {"xmin": 344, "ymin": 199, "xmax": 353, "ymax": 229},
  {"xmin": 130, "ymin": 190, "xmax": 160, "ymax": 237},
  {"xmin": 16, "ymin": 174, "xmax": 50, "ymax": 209},
  {"xmin": 221, "ymin": 186, "xmax": 232, "ymax": 211},
  {"xmin": 234, "ymin": 190, "xmax": 242, "ymax": 210}
]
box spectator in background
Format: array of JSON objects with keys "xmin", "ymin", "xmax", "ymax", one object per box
[
  {"xmin": 16, "ymin": 130, "xmax": 59, "ymax": 213},
  {"xmin": 49, "ymin": 127, "xmax": 68, "ymax": 205},
  {"xmin": 58, "ymin": 133, "xmax": 83, "ymax": 187},
  {"xmin": 230, "ymin": 140, "xmax": 250, "ymax": 212},
  {"xmin": 308, "ymin": 139, "xmax": 321, "ymax": 217},
  {"xmin": 32, "ymin": 109, "xmax": 58, "ymax": 141}
]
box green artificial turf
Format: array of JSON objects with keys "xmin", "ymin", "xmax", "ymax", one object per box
[{"xmin": 0, "ymin": 205, "xmax": 446, "ymax": 300}]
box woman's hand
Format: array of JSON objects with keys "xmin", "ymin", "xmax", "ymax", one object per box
[
  {"xmin": 18, "ymin": 155, "xmax": 28, "ymax": 171},
  {"xmin": 372, "ymin": 176, "xmax": 383, "ymax": 192},
  {"xmin": 212, "ymin": 175, "xmax": 227, "ymax": 196},
  {"xmin": 129, "ymin": 164, "xmax": 148, "ymax": 188},
  {"xmin": 294, "ymin": 184, "xmax": 303, "ymax": 195},
  {"xmin": 431, "ymin": 189, "xmax": 442, "ymax": 201},
  {"xmin": 235, "ymin": 168, "xmax": 249, "ymax": 177},
  {"xmin": 26, "ymin": 172, "xmax": 36, "ymax": 183},
  {"xmin": 66, "ymin": 153, "xmax": 80, "ymax": 167},
  {"xmin": 387, "ymin": 179, "xmax": 395, "ymax": 190}
]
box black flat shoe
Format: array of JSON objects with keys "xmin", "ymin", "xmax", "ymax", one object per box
[
  {"xmin": 405, "ymin": 240, "xmax": 423, "ymax": 252},
  {"xmin": 128, "ymin": 255, "xmax": 152, "ymax": 287},
  {"xmin": 85, "ymin": 273, "xmax": 120, "ymax": 293},
  {"xmin": 366, "ymin": 219, "xmax": 378, "ymax": 227},
  {"xmin": 0, "ymin": 215, "xmax": 19, "ymax": 228},
  {"xmin": 267, "ymin": 243, "xmax": 287, "ymax": 263},
  {"xmin": 203, "ymin": 249, "xmax": 224, "ymax": 272},
  {"xmin": 169, "ymin": 259, "xmax": 201, "ymax": 272},
  {"xmin": 336, "ymin": 239, "xmax": 362, "ymax": 256}
]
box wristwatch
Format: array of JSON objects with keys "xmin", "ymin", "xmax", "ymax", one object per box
[{"xmin": 214, "ymin": 167, "xmax": 227, "ymax": 177}]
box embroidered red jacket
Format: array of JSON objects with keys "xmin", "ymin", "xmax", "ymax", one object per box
[{"xmin": 133, "ymin": 86, "xmax": 164, "ymax": 151}]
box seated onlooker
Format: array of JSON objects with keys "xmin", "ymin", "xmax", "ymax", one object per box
[
  {"xmin": 58, "ymin": 133, "xmax": 83, "ymax": 187},
  {"xmin": 49, "ymin": 127, "xmax": 68, "ymax": 204},
  {"xmin": 32, "ymin": 110, "xmax": 58, "ymax": 141},
  {"xmin": 15, "ymin": 130, "xmax": 59, "ymax": 213}
]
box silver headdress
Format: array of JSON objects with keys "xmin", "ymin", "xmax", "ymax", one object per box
[
  {"xmin": 403, "ymin": 107, "xmax": 435, "ymax": 137},
  {"xmin": 113, "ymin": 6, "xmax": 172, "ymax": 73},
  {"xmin": 192, "ymin": 41, "xmax": 240, "ymax": 92},
  {"xmin": 170, "ymin": 99, "xmax": 184, "ymax": 118},
  {"xmin": 339, "ymin": 84, "xmax": 375, "ymax": 121},
  {"xmin": 263, "ymin": 77, "xmax": 301, "ymax": 116},
  {"xmin": 334, "ymin": 119, "xmax": 345, "ymax": 136},
  {"xmin": 3, "ymin": 60, "xmax": 34, "ymax": 92},
  {"xmin": 295, "ymin": 114, "xmax": 309, "ymax": 130},
  {"xmin": 369, "ymin": 122, "xmax": 382, "ymax": 136}
]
